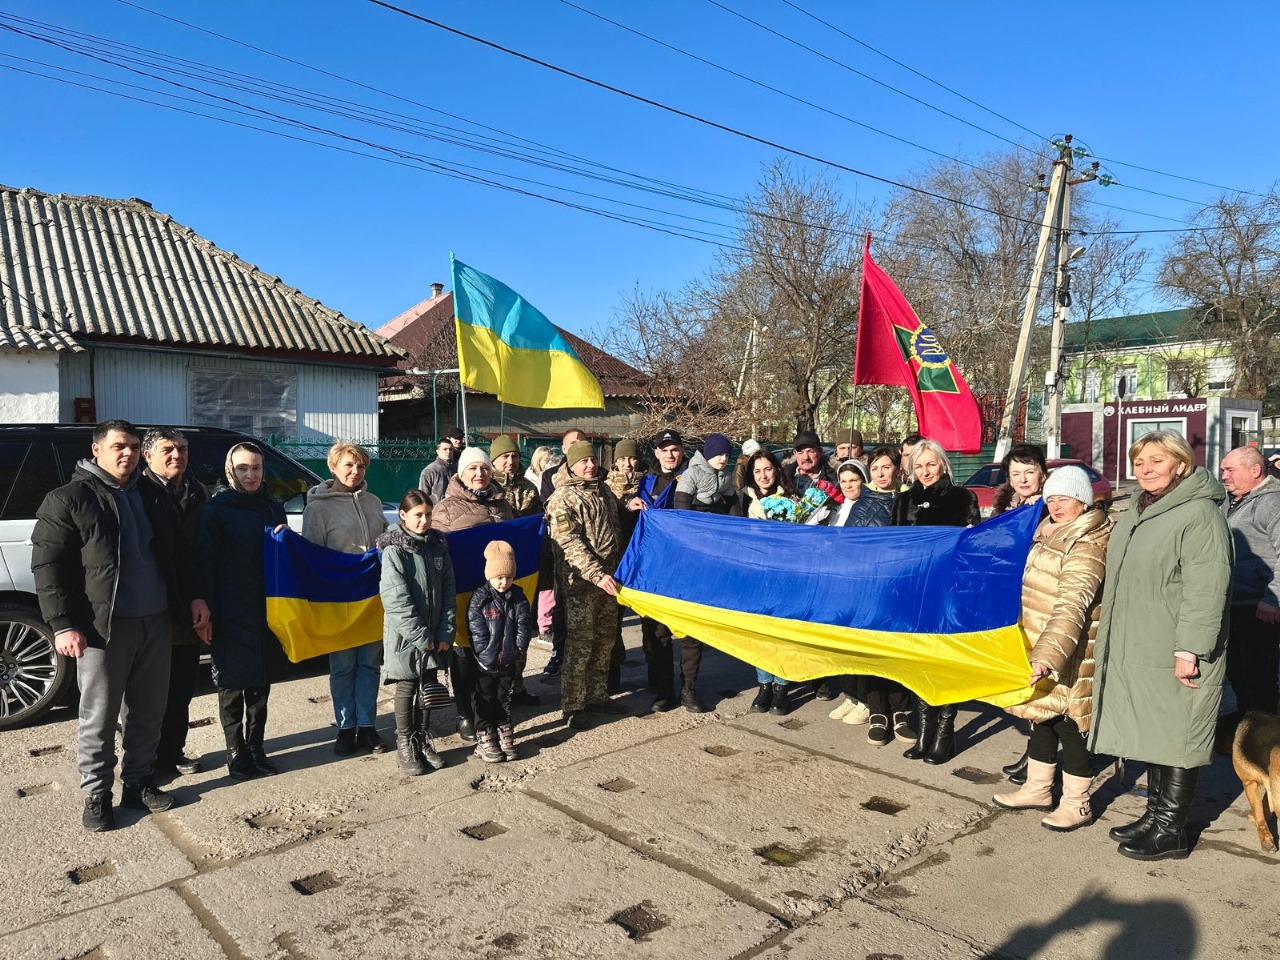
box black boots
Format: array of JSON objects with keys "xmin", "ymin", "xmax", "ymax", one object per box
[
  {"xmin": 903, "ymin": 702, "xmax": 957, "ymax": 763},
  {"xmin": 681, "ymin": 685, "xmax": 705, "ymax": 713},
  {"xmin": 1109, "ymin": 765, "xmax": 1164, "ymax": 842},
  {"xmin": 226, "ymin": 736, "xmax": 259, "ymax": 781},
  {"xmin": 1003, "ymin": 747, "xmax": 1030, "ymax": 785},
  {"xmin": 768, "ymin": 684, "xmax": 792, "ymax": 716},
  {"xmin": 924, "ymin": 705, "xmax": 957, "ymax": 765},
  {"xmin": 396, "ymin": 732, "xmax": 425, "ymax": 776},
  {"xmin": 750, "ymin": 684, "xmax": 774, "ymax": 713},
  {"xmin": 903, "ymin": 702, "xmax": 938, "ymax": 760},
  {"xmin": 1117, "ymin": 765, "xmax": 1198, "ymax": 861}
]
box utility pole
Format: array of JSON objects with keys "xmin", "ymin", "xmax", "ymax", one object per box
[
  {"xmin": 994, "ymin": 137, "xmax": 1073, "ymax": 462},
  {"xmin": 1044, "ymin": 160, "xmax": 1099, "ymax": 459}
]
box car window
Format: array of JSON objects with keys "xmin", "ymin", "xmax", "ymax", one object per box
[
  {"xmin": 54, "ymin": 437, "xmax": 92, "ymax": 484},
  {"xmin": 1084, "ymin": 466, "xmax": 1103, "ymax": 482},
  {"xmin": 185, "ymin": 437, "xmax": 317, "ymax": 508},
  {"xmin": 1, "ymin": 442, "xmax": 62, "ymax": 521},
  {"xmin": 966, "ymin": 466, "xmax": 1002, "ymax": 486}
]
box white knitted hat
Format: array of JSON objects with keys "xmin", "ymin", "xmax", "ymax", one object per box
[
  {"xmin": 457, "ymin": 446, "xmax": 491, "ymax": 473},
  {"xmin": 1042, "ymin": 465, "xmax": 1093, "ymax": 506},
  {"xmin": 741, "ymin": 439, "xmax": 762, "ymax": 457}
]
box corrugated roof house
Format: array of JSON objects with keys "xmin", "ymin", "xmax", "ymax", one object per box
[
  {"xmin": 0, "ymin": 184, "xmax": 400, "ymax": 437},
  {"xmin": 376, "ymin": 287, "xmax": 653, "ymax": 441}
]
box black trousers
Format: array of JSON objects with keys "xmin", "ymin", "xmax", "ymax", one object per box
[
  {"xmin": 473, "ymin": 668, "xmax": 515, "ymax": 733},
  {"xmin": 217, "ymin": 687, "xmax": 270, "ymax": 750},
  {"xmin": 838, "ymin": 675, "xmax": 867, "ymax": 701},
  {"xmin": 1226, "ymin": 605, "xmax": 1280, "ymax": 718},
  {"xmin": 451, "ymin": 647, "xmax": 479, "ymax": 723},
  {"xmin": 641, "ymin": 617, "xmax": 701, "ymax": 701},
  {"xmin": 864, "ymin": 677, "xmax": 910, "ymax": 716},
  {"xmin": 156, "ymin": 642, "xmax": 202, "ymax": 765},
  {"xmin": 1027, "ymin": 715, "xmax": 1090, "ymax": 777}
]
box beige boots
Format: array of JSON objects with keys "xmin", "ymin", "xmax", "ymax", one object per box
[{"xmin": 993, "ymin": 760, "xmax": 1094, "ymax": 832}]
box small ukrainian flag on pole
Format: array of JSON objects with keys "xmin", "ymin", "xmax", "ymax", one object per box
[{"xmin": 451, "ymin": 255, "xmax": 605, "ymax": 410}]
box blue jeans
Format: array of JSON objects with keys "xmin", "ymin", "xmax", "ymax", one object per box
[
  {"xmin": 755, "ymin": 668, "xmax": 788, "ymax": 687},
  {"xmin": 329, "ymin": 641, "xmax": 382, "ymax": 729}
]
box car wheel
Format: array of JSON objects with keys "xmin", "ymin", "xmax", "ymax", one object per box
[{"xmin": 0, "ymin": 605, "xmax": 72, "ymax": 730}]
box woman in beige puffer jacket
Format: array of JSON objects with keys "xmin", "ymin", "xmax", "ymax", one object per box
[{"xmin": 993, "ymin": 465, "xmax": 1111, "ymax": 832}]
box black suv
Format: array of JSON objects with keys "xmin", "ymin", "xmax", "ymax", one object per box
[{"xmin": 0, "ymin": 425, "xmax": 323, "ymax": 729}]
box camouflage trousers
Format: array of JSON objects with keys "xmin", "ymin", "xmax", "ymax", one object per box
[{"xmin": 561, "ymin": 585, "xmax": 621, "ymax": 713}]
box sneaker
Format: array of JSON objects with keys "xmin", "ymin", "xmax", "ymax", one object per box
[
  {"xmin": 83, "ymin": 792, "xmax": 114, "ymax": 832},
  {"xmin": 511, "ymin": 690, "xmax": 542, "ymax": 706},
  {"xmin": 334, "ymin": 727, "xmax": 358, "ymax": 756},
  {"xmin": 542, "ymin": 653, "xmax": 562, "ymax": 677},
  {"xmin": 649, "ymin": 697, "xmax": 674, "ymax": 714},
  {"xmin": 828, "ymin": 696, "xmax": 856, "ymax": 720},
  {"xmin": 564, "ymin": 710, "xmax": 590, "ymax": 730},
  {"xmin": 121, "ymin": 781, "xmax": 177, "ymax": 813},
  {"xmin": 867, "ymin": 714, "xmax": 892, "ymax": 746},
  {"xmin": 357, "ymin": 726, "xmax": 391, "ymax": 754},
  {"xmin": 175, "ymin": 755, "xmax": 204, "ymax": 776},
  {"xmin": 813, "ymin": 680, "xmax": 837, "ymax": 701},
  {"xmin": 841, "ymin": 700, "xmax": 872, "ymax": 725}
]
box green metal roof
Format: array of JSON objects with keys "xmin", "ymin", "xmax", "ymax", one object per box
[{"xmin": 1063, "ymin": 308, "xmax": 1200, "ymax": 351}]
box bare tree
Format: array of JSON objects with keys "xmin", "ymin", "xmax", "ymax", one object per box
[{"xmin": 1158, "ymin": 191, "xmax": 1280, "ymax": 399}]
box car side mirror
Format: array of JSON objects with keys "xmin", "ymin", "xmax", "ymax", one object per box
[{"xmin": 284, "ymin": 493, "xmax": 306, "ymax": 514}]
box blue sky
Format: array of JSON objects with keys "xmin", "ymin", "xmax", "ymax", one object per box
[{"xmin": 3, "ymin": 1, "xmax": 1275, "ymax": 346}]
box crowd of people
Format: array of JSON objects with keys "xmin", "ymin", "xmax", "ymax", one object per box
[{"xmin": 31, "ymin": 419, "xmax": 1278, "ymax": 864}]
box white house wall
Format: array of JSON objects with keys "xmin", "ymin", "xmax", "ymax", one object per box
[
  {"xmin": 56, "ymin": 345, "xmax": 378, "ymax": 439},
  {"xmin": 0, "ymin": 350, "xmax": 60, "ymax": 422}
]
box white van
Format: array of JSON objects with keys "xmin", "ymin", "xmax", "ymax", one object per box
[{"xmin": 0, "ymin": 425, "xmax": 326, "ymax": 729}]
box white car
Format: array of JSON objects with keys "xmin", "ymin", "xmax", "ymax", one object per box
[{"xmin": 0, "ymin": 424, "xmax": 331, "ymax": 729}]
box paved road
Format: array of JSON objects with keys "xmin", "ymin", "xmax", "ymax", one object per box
[{"xmin": 2, "ymin": 618, "xmax": 1273, "ymax": 959}]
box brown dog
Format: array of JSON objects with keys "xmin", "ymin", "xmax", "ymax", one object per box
[{"xmin": 1232, "ymin": 710, "xmax": 1280, "ymax": 853}]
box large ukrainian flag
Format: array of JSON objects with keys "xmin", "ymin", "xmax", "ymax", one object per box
[
  {"xmin": 265, "ymin": 528, "xmax": 383, "ymax": 663},
  {"xmin": 264, "ymin": 517, "xmax": 547, "ymax": 659},
  {"xmin": 444, "ymin": 515, "xmax": 545, "ymax": 648},
  {"xmin": 451, "ymin": 256, "xmax": 605, "ymax": 410},
  {"xmin": 615, "ymin": 506, "xmax": 1044, "ymax": 708}
]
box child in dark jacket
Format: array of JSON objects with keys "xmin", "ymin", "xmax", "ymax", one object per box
[{"xmin": 467, "ymin": 541, "xmax": 534, "ymax": 762}]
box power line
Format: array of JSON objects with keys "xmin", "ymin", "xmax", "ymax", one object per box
[{"xmin": 362, "ymin": 0, "xmax": 1052, "ymax": 230}]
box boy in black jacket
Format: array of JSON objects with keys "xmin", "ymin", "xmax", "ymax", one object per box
[{"xmin": 468, "ymin": 541, "xmax": 534, "ymax": 762}]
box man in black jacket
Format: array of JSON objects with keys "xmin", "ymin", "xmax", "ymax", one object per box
[
  {"xmin": 31, "ymin": 420, "xmax": 196, "ymax": 831},
  {"xmin": 142, "ymin": 428, "xmax": 210, "ymax": 778}
]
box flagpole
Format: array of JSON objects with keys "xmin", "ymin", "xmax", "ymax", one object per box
[{"xmin": 849, "ymin": 233, "xmax": 870, "ymax": 447}]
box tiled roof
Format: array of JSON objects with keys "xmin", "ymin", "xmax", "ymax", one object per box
[
  {"xmin": 1063, "ymin": 308, "xmax": 1200, "ymax": 351},
  {"xmin": 0, "ymin": 184, "xmax": 401, "ymax": 362},
  {"xmin": 375, "ymin": 291, "xmax": 652, "ymax": 398}
]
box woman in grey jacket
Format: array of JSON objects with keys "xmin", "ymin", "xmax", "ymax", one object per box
[
  {"xmin": 302, "ymin": 442, "xmax": 389, "ymax": 757},
  {"xmin": 378, "ymin": 489, "xmax": 456, "ymax": 775},
  {"xmin": 1089, "ymin": 431, "xmax": 1232, "ymax": 861}
]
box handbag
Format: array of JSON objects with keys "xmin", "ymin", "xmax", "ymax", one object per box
[{"xmin": 418, "ymin": 677, "xmax": 452, "ymax": 711}]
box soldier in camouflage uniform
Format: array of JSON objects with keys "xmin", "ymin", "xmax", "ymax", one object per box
[
  {"xmin": 546, "ymin": 440, "xmax": 623, "ymax": 729},
  {"xmin": 490, "ymin": 435, "xmax": 544, "ymax": 519},
  {"xmin": 488, "ymin": 434, "xmax": 544, "ymax": 705},
  {"xmin": 605, "ymin": 439, "xmax": 643, "ymax": 691}
]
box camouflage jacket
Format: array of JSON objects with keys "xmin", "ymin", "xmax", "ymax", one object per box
[
  {"xmin": 605, "ymin": 466, "xmax": 641, "ymax": 502},
  {"xmin": 493, "ymin": 469, "xmax": 544, "ymax": 519},
  {"xmin": 546, "ymin": 473, "xmax": 621, "ymax": 588}
]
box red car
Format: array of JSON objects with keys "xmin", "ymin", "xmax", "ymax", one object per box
[{"xmin": 964, "ymin": 458, "xmax": 1113, "ymax": 517}]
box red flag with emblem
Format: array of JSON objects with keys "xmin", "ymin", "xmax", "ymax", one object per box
[{"xmin": 853, "ymin": 235, "xmax": 982, "ymax": 453}]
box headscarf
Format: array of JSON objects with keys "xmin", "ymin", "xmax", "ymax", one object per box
[{"xmin": 224, "ymin": 441, "xmax": 265, "ymax": 494}]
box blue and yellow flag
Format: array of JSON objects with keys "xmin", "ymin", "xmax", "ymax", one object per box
[
  {"xmin": 265, "ymin": 528, "xmax": 383, "ymax": 663},
  {"xmin": 265, "ymin": 517, "xmax": 546, "ymax": 659},
  {"xmin": 445, "ymin": 515, "xmax": 545, "ymax": 648},
  {"xmin": 615, "ymin": 507, "xmax": 1043, "ymax": 707},
  {"xmin": 451, "ymin": 255, "xmax": 605, "ymax": 410}
]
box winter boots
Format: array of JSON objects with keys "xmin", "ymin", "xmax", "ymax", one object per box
[
  {"xmin": 226, "ymin": 735, "xmax": 259, "ymax": 781},
  {"xmin": 418, "ymin": 709, "xmax": 445, "ymax": 771},
  {"xmin": 396, "ymin": 732, "xmax": 426, "ymax": 776},
  {"xmin": 993, "ymin": 759, "xmax": 1057, "ymax": 811},
  {"xmin": 1109, "ymin": 765, "xmax": 1164, "ymax": 842},
  {"xmin": 924, "ymin": 704, "xmax": 957, "ymax": 764},
  {"xmin": 497, "ymin": 724, "xmax": 518, "ymax": 761},
  {"xmin": 768, "ymin": 684, "xmax": 792, "ymax": 716},
  {"xmin": 751, "ymin": 684, "xmax": 773, "ymax": 713},
  {"xmin": 1117, "ymin": 765, "xmax": 1197, "ymax": 861},
  {"xmin": 903, "ymin": 702, "xmax": 937, "ymax": 761},
  {"xmin": 1042, "ymin": 773, "xmax": 1094, "ymax": 832},
  {"xmin": 474, "ymin": 727, "xmax": 505, "ymax": 763}
]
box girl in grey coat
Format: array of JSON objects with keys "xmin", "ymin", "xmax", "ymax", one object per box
[{"xmin": 378, "ymin": 489, "xmax": 456, "ymax": 776}]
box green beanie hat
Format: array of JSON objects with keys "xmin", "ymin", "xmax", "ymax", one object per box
[
  {"xmin": 614, "ymin": 438, "xmax": 639, "ymax": 460},
  {"xmin": 489, "ymin": 435, "xmax": 519, "ymax": 461},
  {"xmin": 566, "ymin": 439, "xmax": 596, "ymax": 468}
]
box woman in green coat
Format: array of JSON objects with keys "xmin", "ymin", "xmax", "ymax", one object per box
[{"xmin": 1088, "ymin": 431, "xmax": 1232, "ymax": 862}]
